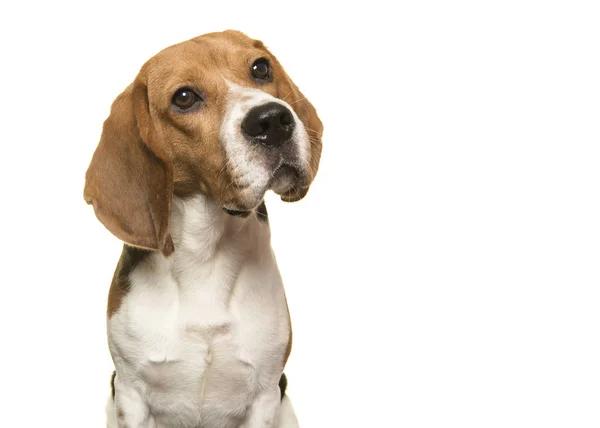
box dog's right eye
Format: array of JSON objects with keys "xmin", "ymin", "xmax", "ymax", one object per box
[{"xmin": 172, "ymin": 88, "xmax": 202, "ymax": 110}]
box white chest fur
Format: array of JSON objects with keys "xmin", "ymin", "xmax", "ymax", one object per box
[{"xmin": 108, "ymin": 195, "xmax": 290, "ymax": 428}]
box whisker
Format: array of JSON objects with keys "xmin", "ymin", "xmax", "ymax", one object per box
[
  {"xmin": 233, "ymin": 214, "xmax": 251, "ymax": 237},
  {"xmin": 280, "ymin": 88, "xmax": 295, "ymax": 103},
  {"xmin": 287, "ymin": 96, "xmax": 307, "ymax": 106},
  {"xmin": 303, "ymin": 127, "xmax": 321, "ymax": 137}
]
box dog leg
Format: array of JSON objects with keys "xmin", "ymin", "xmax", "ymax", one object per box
[
  {"xmin": 106, "ymin": 394, "xmax": 118, "ymax": 428},
  {"xmin": 111, "ymin": 374, "xmax": 155, "ymax": 428},
  {"xmin": 277, "ymin": 395, "xmax": 300, "ymax": 428},
  {"xmin": 240, "ymin": 386, "xmax": 281, "ymax": 428}
]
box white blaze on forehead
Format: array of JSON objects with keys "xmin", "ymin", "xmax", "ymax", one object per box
[{"xmin": 219, "ymin": 80, "xmax": 311, "ymax": 207}]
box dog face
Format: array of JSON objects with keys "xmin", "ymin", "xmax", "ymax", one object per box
[{"xmin": 84, "ymin": 31, "xmax": 323, "ymax": 255}]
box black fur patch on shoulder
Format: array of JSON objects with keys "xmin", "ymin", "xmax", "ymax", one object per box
[
  {"xmin": 110, "ymin": 371, "xmax": 116, "ymax": 398},
  {"xmin": 108, "ymin": 245, "xmax": 152, "ymax": 317},
  {"xmin": 256, "ymin": 201, "xmax": 268, "ymax": 224},
  {"xmin": 117, "ymin": 246, "xmax": 152, "ymax": 289},
  {"xmin": 279, "ymin": 373, "xmax": 288, "ymax": 400}
]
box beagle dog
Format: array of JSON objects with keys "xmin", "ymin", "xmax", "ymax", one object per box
[{"xmin": 84, "ymin": 30, "xmax": 323, "ymax": 428}]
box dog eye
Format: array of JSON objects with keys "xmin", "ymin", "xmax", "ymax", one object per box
[
  {"xmin": 172, "ymin": 88, "xmax": 201, "ymax": 110},
  {"xmin": 251, "ymin": 58, "xmax": 271, "ymax": 80}
]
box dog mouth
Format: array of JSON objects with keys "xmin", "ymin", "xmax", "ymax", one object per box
[
  {"xmin": 222, "ymin": 163, "xmax": 305, "ymax": 214},
  {"xmin": 269, "ymin": 164, "xmax": 300, "ymax": 195}
]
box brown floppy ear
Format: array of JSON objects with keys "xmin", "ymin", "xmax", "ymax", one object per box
[
  {"xmin": 274, "ymin": 58, "xmax": 324, "ymax": 202},
  {"xmin": 84, "ymin": 78, "xmax": 174, "ymax": 256}
]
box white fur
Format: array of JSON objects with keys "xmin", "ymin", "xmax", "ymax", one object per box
[
  {"xmin": 220, "ymin": 81, "xmax": 311, "ymax": 209},
  {"xmin": 107, "ymin": 194, "xmax": 298, "ymax": 427},
  {"xmin": 277, "ymin": 397, "xmax": 300, "ymax": 428}
]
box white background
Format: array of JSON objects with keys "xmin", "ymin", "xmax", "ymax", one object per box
[{"xmin": 1, "ymin": 1, "xmax": 599, "ymax": 427}]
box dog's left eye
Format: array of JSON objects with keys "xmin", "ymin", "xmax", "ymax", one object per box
[
  {"xmin": 251, "ymin": 58, "xmax": 271, "ymax": 80},
  {"xmin": 172, "ymin": 88, "xmax": 201, "ymax": 110}
]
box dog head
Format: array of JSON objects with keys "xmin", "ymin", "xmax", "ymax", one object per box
[{"xmin": 84, "ymin": 30, "xmax": 323, "ymax": 256}]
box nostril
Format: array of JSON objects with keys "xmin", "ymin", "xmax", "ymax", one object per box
[
  {"xmin": 280, "ymin": 111, "xmax": 293, "ymax": 126},
  {"xmin": 259, "ymin": 120, "xmax": 270, "ymax": 133},
  {"xmin": 242, "ymin": 117, "xmax": 267, "ymax": 137}
]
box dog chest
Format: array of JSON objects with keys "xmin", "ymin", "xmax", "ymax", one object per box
[
  {"xmin": 110, "ymin": 265, "xmax": 261, "ymax": 421},
  {"xmin": 107, "ymin": 208, "xmax": 290, "ymax": 426}
]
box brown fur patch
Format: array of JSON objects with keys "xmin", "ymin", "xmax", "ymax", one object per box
[
  {"xmin": 84, "ymin": 84, "xmax": 174, "ymax": 256},
  {"xmin": 107, "ymin": 245, "xmax": 151, "ymax": 318}
]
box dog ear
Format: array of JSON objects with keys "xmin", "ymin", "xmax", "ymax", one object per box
[
  {"xmin": 84, "ymin": 78, "xmax": 174, "ymax": 256},
  {"xmin": 274, "ymin": 59, "xmax": 324, "ymax": 202}
]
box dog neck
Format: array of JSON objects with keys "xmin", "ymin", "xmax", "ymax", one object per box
[{"xmin": 168, "ymin": 193, "xmax": 271, "ymax": 265}]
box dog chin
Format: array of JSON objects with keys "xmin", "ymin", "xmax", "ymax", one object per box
[
  {"xmin": 226, "ymin": 170, "xmax": 303, "ymax": 212},
  {"xmin": 269, "ymin": 165, "xmax": 299, "ymax": 194}
]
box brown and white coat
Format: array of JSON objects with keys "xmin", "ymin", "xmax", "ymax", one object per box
[{"xmin": 84, "ymin": 30, "xmax": 323, "ymax": 428}]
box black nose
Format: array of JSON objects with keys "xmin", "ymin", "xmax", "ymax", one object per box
[{"xmin": 242, "ymin": 102, "xmax": 295, "ymax": 146}]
